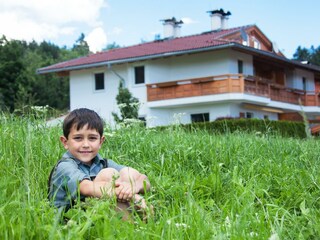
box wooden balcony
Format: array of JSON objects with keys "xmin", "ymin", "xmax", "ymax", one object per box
[{"xmin": 146, "ymin": 74, "xmax": 320, "ymax": 107}]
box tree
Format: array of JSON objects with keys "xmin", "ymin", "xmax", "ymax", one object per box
[
  {"xmin": 72, "ymin": 33, "xmax": 90, "ymax": 56},
  {"xmin": 112, "ymin": 82, "xmax": 140, "ymax": 123},
  {"xmin": 0, "ymin": 36, "xmax": 25, "ymax": 111},
  {"xmin": 103, "ymin": 42, "xmax": 121, "ymax": 50},
  {"xmin": 310, "ymin": 46, "xmax": 320, "ymax": 66},
  {"xmin": 293, "ymin": 46, "xmax": 311, "ymax": 61},
  {"xmin": 24, "ymin": 40, "xmax": 70, "ymax": 110},
  {"xmin": 0, "ymin": 36, "xmax": 72, "ymax": 112},
  {"xmin": 293, "ymin": 45, "xmax": 320, "ymax": 66}
]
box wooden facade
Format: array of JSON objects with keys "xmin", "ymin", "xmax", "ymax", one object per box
[{"xmin": 147, "ymin": 74, "xmax": 320, "ymax": 107}]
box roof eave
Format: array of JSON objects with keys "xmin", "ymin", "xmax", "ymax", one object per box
[
  {"xmin": 37, "ymin": 42, "xmax": 320, "ymax": 75},
  {"xmin": 232, "ymin": 43, "xmax": 320, "ymax": 72},
  {"xmin": 37, "ymin": 43, "xmax": 235, "ymax": 74}
]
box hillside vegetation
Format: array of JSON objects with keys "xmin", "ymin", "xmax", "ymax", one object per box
[{"xmin": 1, "ymin": 114, "xmax": 320, "ymax": 239}]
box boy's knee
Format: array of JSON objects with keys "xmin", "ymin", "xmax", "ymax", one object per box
[{"xmin": 95, "ymin": 168, "xmax": 119, "ymax": 183}]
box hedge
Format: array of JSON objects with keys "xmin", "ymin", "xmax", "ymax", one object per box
[{"xmin": 158, "ymin": 119, "xmax": 308, "ymax": 138}]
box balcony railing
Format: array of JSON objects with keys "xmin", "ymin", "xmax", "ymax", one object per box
[{"xmin": 146, "ymin": 74, "xmax": 320, "ymax": 107}]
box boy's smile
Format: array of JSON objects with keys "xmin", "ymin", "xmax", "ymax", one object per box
[{"xmin": 60, "ymin": 124, "xmax": 105, "ymax": 164}]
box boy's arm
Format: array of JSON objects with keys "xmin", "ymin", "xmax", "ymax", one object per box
[
  {"xmin": 117, "ymin": 167, "xmax": 151, "ymax": 193},
  {"xmin": 114, "ymin": 167, "xmax": 150, "ymax": 202},
  {"xmin": 79, "ymin": 179, "xmax": 116, "ymax": 198},
  {"xmin": 79, "ymin": 167, "xmax": 151, "ymax": 202}
]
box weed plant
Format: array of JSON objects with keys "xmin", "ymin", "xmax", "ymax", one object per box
[{"xmin": 1, "ymin": 113, "xmax": 320, "ymax": 239}]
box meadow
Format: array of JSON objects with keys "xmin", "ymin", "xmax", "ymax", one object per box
[{"xmin": 1, "ymin": 113, "xmax": 320, "ymax": 239}]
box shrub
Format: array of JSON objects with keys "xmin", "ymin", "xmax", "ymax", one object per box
[{"xmin": 181, "ymin": 119, "xmax": 307, "ymax": 138}]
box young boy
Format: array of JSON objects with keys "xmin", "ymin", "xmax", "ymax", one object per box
[{"xmin": 48, "ymin": 108, "xmax": 151, "ymax": 214}]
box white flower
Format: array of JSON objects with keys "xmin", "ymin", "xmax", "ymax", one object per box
[
  {"xmin": 225, "ymin": 216, "xmax": 231, "ymax": 228},
  {"xmin": 118, "ymin": 103, "xmax": 127, "ymax": 109},
  {"xmin": 219, "ymin": 163, "xmax": 225, "ymax": 167},
  {"xmin": 123, "ymin": 118, "xmax": 142, "ymax": 124},
  {"xmin": 268, "ymin": 233, "xmax": 279, "ymax": 240},
  {"xmin": 104, "ymin": 132, "xmax": 115, "ymax": 137},
  {"xmin": 172, "ymin": 112, "xmax": 186, "ymax": 124},
  {"xmin": 166, "ymin": 220, "xmax": 189, "ymax": 229},
  {"xmin": 31, "ymin": 105, "xmax": 49, "ymax": 112},
  {"xmin": 250, "ymin": 232, "xmax": 258, "ymax": 237},
  {"xmin": 129, "ymin": 102, "xmax": 140, "ymax": 107},
  {"xmin": 175, "ymin": 223, "xmax": 189, "ymax": 228}
]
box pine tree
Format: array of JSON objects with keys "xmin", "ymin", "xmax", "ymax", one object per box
[{"xmin": 112, "ymin": 82, "xmax": 140, "ymax": 123}]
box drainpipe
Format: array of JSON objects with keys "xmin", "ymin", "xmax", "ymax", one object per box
[{"xmin": 107, "ymin": 63, "xmax": 125, "ymax": 87}]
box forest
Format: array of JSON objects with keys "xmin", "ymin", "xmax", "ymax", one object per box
[{"xmin": 0, "ymin": 33, "xmax": 319, "ymax": 114}]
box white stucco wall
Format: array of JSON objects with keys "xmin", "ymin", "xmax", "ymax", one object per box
[
  {"xmin": 68, "ymin": 49, "xmax": 271, "ymax": 126},
  {"xmin": 68, "ymin": 48, "xmax": 316, "ymax": 127},
  {"xmin": 229, "ymin": 51, "xmax": 254, "ymax": 75},
  {"xmin": 290, "ymin": 68, "xmax": 315, "ymax": 91},
  {"xmin": 70, "ymin": 66, "xmax": 122, "ymax": 125},
  {"xmin": 146, "ymin": 49, "xmax": 232, "ymax": 84},
  {"xmin": 148, "ymin": 103, "xmax": 232, "ymax": 127},
  {"xmin": 147, "ymin": 101, "xmax": 279, "ymax": 127},
  {"xmin": 231, "ymin": 104, "xmax": 278, "ymax": 121}
]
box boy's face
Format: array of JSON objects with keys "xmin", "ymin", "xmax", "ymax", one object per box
[{"xmin": 60, "ymin": 124, "xmax": 105, "ymax": 164}]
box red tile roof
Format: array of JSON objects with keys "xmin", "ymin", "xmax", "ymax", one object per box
[{"xmin": 36, "ymin": 25, "xmax": 261, "ymax": 74}]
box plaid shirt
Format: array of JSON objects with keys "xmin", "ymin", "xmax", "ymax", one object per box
[{"xmin": 48, "ymin": 151, "xmax": 125, "ymax": 210}]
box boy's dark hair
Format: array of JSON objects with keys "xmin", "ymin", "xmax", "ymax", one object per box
[{"xmin": 63, "ymin": 108, "xmax": 104, "ymax": 138}]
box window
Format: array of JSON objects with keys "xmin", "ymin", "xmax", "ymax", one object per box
[
  {"xmin": 264, "ymin": 115, "xmax": 269, "ymax": 120},
  {"xmin": 253, "ymin": 38, "xmax": 261, "ymax": 49},
  {"xmin": 238, "ymin": 60, "xmax": 243, "ymax": 74},
  {"xmin": 95, "ymin": 73, "xmax": 104, "ymax": 90},
  {"xmin": 191, "ymin": 113, "xmax": 209, "ymax": 123},
  {"xmin": 138, "ymin": 117, "xmax": 146, "ymax": 127},
  {"xmin": 246, "ymin": 112, "xmax": 253, "ymax": 119},
  {"xmin": 134, "ymin": 66, "xmax": 145, "ymax": 84},
  {"xmin": 302, "ymin": 77, "xmax": 307, "ymax": 91}
]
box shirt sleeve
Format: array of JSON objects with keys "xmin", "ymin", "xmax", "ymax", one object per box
[
  {"xmin": 52, "ymin": 160, "xmax": 90, "ymax": 199},
  {"xmin": 107, "ymin": 159, "xmax": 126, "ymax": 172}
]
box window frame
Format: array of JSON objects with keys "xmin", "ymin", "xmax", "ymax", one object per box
[
  {"xmin": 252, "ymin": 37, "xmax": 261, "ymax": 49},
  {"xmin": 238, "ymin": 59, "xmax": 243, "ymax": 74},
  {"xmin": 246, "ymin": 112, "xmax": 254, "ymax": 119},
  {"xmin": 302, "ymin": 77, "xmax": 307, "ymax": 91},
  {"xmin": 191, "ymin": 113, "xmax": 210, "ymax": 123},
  {"xmin": 134, "ymin": 66, "xmax": 145, "ymax": 85}
]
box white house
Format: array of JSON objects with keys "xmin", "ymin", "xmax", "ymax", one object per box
[{"xmin": 38, "ymin": 9, "xmax": 320, "ymax": 128}]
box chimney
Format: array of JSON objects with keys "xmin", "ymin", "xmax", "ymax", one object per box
[
  {"xmin": 161, "ymin": 17, "xmax": 183, "ymax": 38},
  {"xmin": 207, "ymin": 9, "xmax": 231, "ymax": 31}
]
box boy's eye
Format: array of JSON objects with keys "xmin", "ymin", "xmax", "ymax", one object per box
[
  {"xmin": 89, "ymin": 136, "xmax": 98, "ymax": 141},
  {"xmin": 73, "ymin": 136, "xmax": 82, "ymax": 141}
]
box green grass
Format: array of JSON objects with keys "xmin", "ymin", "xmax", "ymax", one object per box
[{"xmin": 1, "ymin": 113, "xmax": 320, "ymax": 239}]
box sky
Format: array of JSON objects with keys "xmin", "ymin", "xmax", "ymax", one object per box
[{"xmin": 1, "ymin": 0, "xmax": 319, "ymax": 58}]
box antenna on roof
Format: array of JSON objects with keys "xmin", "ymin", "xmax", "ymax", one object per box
[
  {"xmin": 272, "ymin": 42, "xmax": 279, "ymax": 54},
  {"xmin": 240, "ymin": 28, "xmax": 248, "ymax": 45}
]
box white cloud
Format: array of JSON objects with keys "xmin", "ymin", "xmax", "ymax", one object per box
[
  {"xmin": 1, "ymin": 0, "xmax": 107, "ymax": 25},
  {"xmin": 0, "ymin": 0, "xmax": 108, "ymax": 47},
  {"xmin": 86, "ymin": 27, "xmax": 107, "ymax": 52},
  {"xmin": 0, "ymin": 11, "xmax": 75, "ymax": 42},
  {"xmin": 110, "ymin": 27, "xmax": 123, "ymax": 35}
]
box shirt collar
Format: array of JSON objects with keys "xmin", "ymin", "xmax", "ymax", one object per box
[{"xmin": 62, "ymin": 151, "xmax": 104, "ymax": 166}]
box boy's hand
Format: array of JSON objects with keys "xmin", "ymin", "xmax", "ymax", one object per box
[
  {"xmin": 134, "ymin": 195, "xmax": 147, "ymax": 209},
  {"xmin": 114, "ymin": 181, "xmax": 135, "ymax": 202}
]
